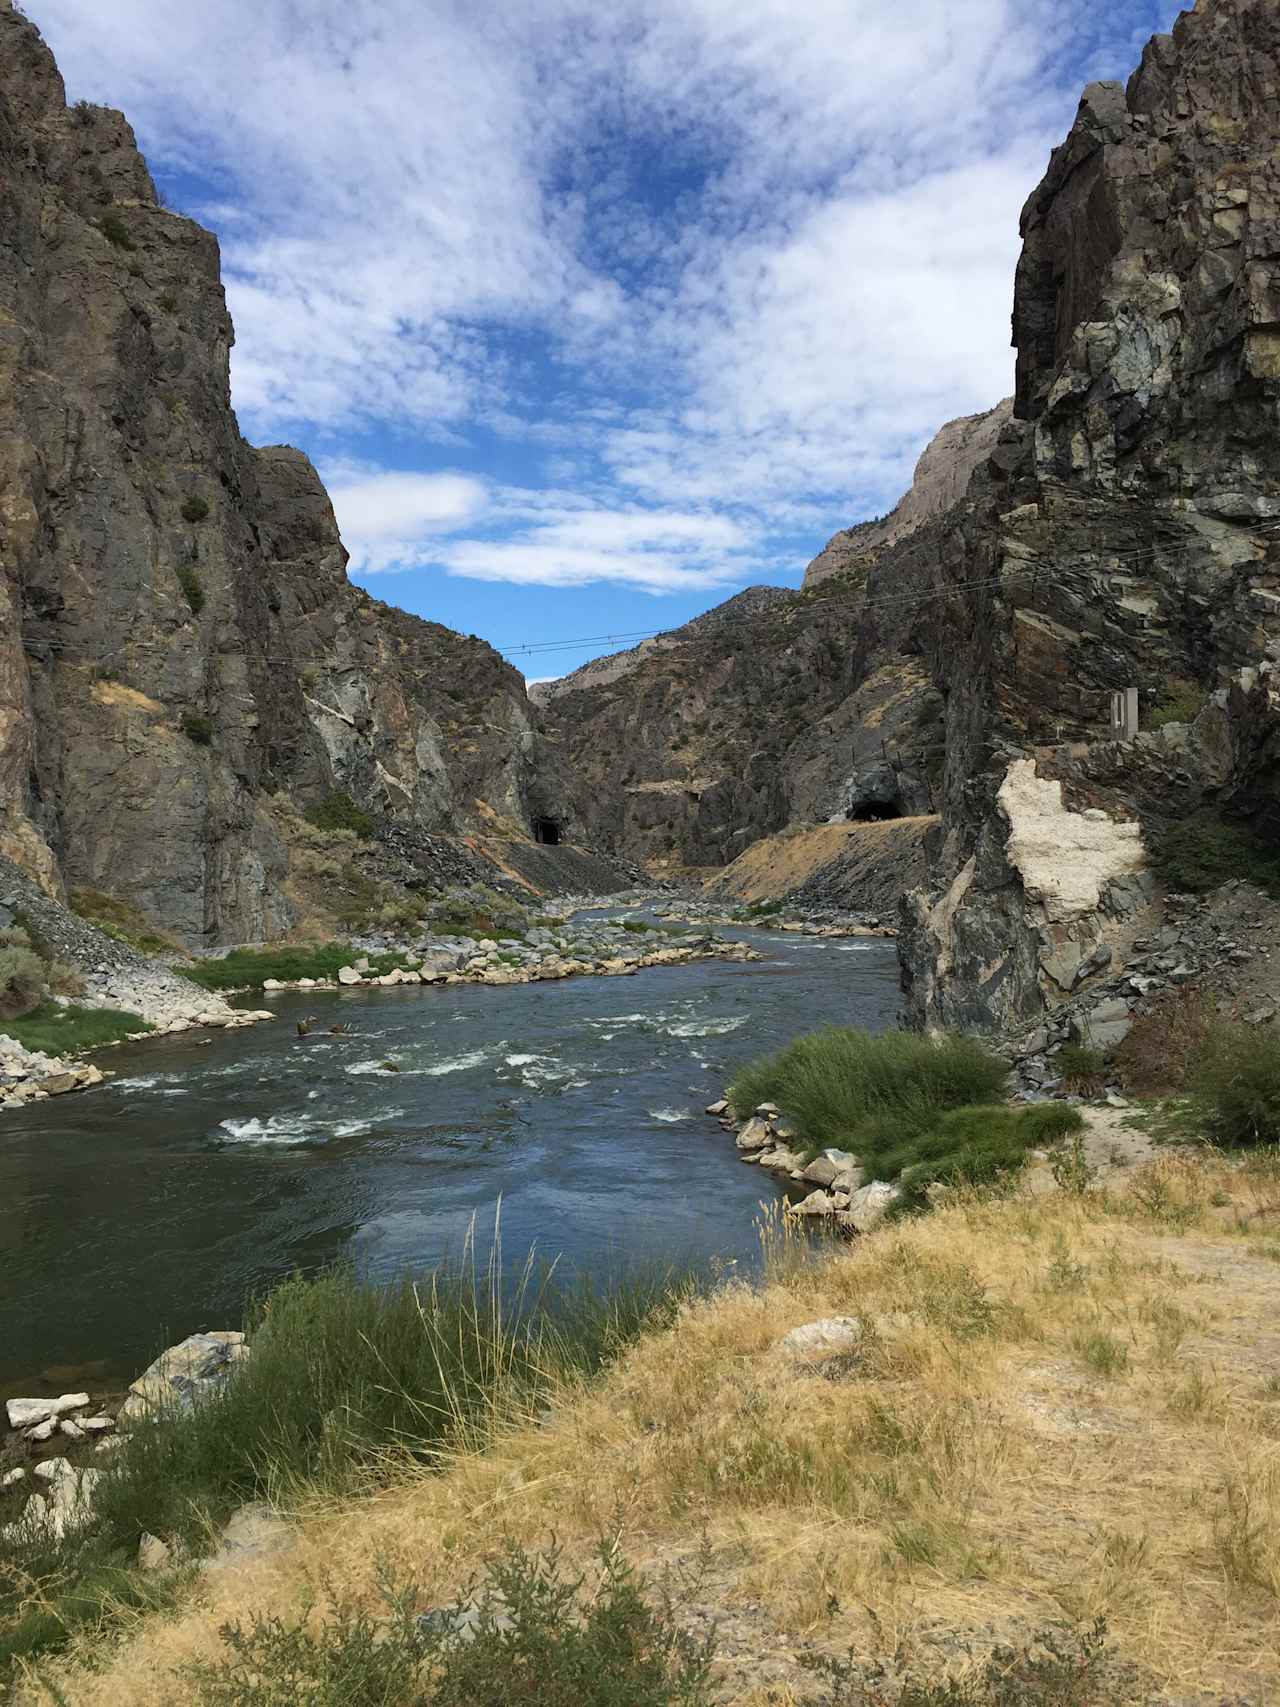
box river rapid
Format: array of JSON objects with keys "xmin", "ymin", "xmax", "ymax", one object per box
[{"xmin": 0, "ymin": 917, "xmax": 899, "ymax": 1397}]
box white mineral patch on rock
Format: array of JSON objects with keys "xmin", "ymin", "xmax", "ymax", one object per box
[{"xmin": 998, "ymin": 759, "xmax": 1145, "ymax": 922}]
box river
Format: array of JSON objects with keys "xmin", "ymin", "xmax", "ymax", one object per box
[{"xmin": 0, "ymin": 919, "xmax": 900, "ymax": 1397}]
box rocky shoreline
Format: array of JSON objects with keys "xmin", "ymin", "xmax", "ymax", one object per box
[
  {"xmin": 704, "ymin": 1095, "xmax": 901, "ymax": 1230},
  {"xmin": 0, "ymin": 898, "xmax": 764, "ymax": 1114}
]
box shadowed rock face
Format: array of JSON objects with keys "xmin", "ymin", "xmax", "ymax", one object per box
[
  {"xmin": 0, "ymin": 6, "xmax": 569, "ymax": 942},
  {"xmin": 901, "ymin": 0, "xmax": 1280, "ymax": 1032}
]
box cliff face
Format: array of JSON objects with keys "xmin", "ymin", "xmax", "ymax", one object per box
[
  {"xmin": 0, "ymin": 3, "xmax": 570, "ymax": 943},
  {"xmin": 901, "ymin": 0, "xmax": 1280, "ymax": 1032},
  {"xmin": 537, "ymin": 578, "xmax": 945, "ymax": 871}
]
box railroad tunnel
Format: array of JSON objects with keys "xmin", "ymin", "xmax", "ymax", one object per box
[{"xmin": 532, "ymin": 816, "xmax": 562, "ymax": 846}]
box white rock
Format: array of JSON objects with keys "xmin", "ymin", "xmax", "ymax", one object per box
[
  {"xmin": 24, "ymin": 1418, "xmax": 57, "ymax": 1442},
  {"xmin": 138, "ymin": 1532, "xmax": 172, "ymax": 1570},
  {"xmin": 337, "ymin": 966, "xmax": 362, "ymax": 985},
  {"xmin": 778, "ymin": 1317, "xmax": 864, "ymax": 1358},
  {"xmin": 296, "ymin": 978, "xmax": 317, "ymax": 989},
  {"xmin": 58, "ymin": 1418, "xmax": 85, "ymax": 1439},
  {"xmin": 33, "ymin": 1457, "xmax": 75, "ymax": 1483},
  {"xmin": 262, "ymin": 979, "xmax": 285, "ymax": 991},
  {"xmin": 1, "ymin": 1467, "xmax": 25, "ymax": 1488},
  {"xmin": 79, "ymin": 1415, "xmax": 114, "ymax": 1433},
  {"xmin": 840, "ymin": 1180, "xmax": 901, "ymax": 1233},
  {"xmin": 786, "ymin": 1188, "xmax": 836, "ymax": 1217},
  {"xmin": 6, "ymin": 1398, "xmax": 54, "ymax": 1430},
  {"xmin": 95, "ymin": 1435, "xmax": 127, "ymax": 1454},
  {"xmin": 204, "ymin": 1501, "xmax": 290, "ymax": 1572}
]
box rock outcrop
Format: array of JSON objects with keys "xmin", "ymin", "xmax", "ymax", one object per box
[
  {"xmin": 901, "ymin": 0, "xmax": 1280, "ymax": 1032},
  {"xmin": 0, "ymin": 3, "xmax": 576, "ymax": 944},
  {"xmin": 802, "ymin": 399, "xmax": 1014, "ymax": 590}
]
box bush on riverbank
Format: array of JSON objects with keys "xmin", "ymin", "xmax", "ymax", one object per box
[
  {"xmin": 2, "ymin": 1001, "xmax": 151, "ymax": 1054},
  {"xmin": 730, "ymin": 1027, "xmax": 1009, "ymax": 1156},
  {"xmin": 726, "ymin": 1027, "xmax": 1071, "ymax": 1207},
  {"xmin": 0, "ymin": 1260, "xmax": 695, "ymax": 1689}
]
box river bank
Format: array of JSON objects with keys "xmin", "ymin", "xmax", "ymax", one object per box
[
  {"xmin": 12, "ymin": 1145, "xmax": 1279, "ymax": 1706},
  {"xmin": 0, "ymin": 893, "xmax": 767, "ymax": 1114}
]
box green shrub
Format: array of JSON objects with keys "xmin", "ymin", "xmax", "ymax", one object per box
[
  {"xmin": 0, "ymin": 938, "xmax": 46, "ymax": 1019},
  {"xmin": 185, "ymin": 1542, "xmax": 713, "ymax": 1707},
  {"xmin": 740, "ymin": 898, "xmax": 784, "ymax": 919},
  {"xmin": 1150, "ymin": 812, "xmax": 1280, "ymax": 898},
  {"xmin": 1056, "ymin": 1043, "xmax": 1107, "ymax": 1096},
  {"xmin": 98, "ymin": 212, "xmax": 134, "ymax": 250},
  {"xmin": 1149, "ymin": 677, "xmax": 1207, "ymax": 730},
  {"xmin": 181, "ymin": 711, "xmax": 213, "ymax": 745},
  {"xmin": 176, "ymin": 941, "xmax": 359, "ymax": 990},
  {"xmin": 305, "ymin": 791, "xmax": 375, "ymax": 839},
  {"xmin": 728, "ymin": 1027, "xmax": 1010, "ymax": 1160},
  {"xmin": 175, "ymin": 563, "xmax": 205, "ymax": 613},
  {"xmin": 888, "ymin": 1103, "xmax": 1085, "ymax": 1214},
  {"xmin": 805, "ymin": 1618, "xmax": 1124, "ymax": 1705},
  {"xmin": 1, "ymin": 1002, "xmax": 151, "ymax": 1054},
  {"xmin": 181, "ymin": 495, "xmax": 210, "ymax": 524},
  {"xmin": 1190, "ymin": 1022, "xmax": 1280, "ymax": 1147}
]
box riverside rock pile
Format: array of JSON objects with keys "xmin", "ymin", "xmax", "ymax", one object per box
[
  {"xmin": 248, "ymin": 922, "xmax": 761, "ymax": 995},
  {"xmin": 1, "ymin": 1331, "xmax": 252, "ymax": 1548},
  {"xmin": 655, "ymin": 896, "xmax": 890, "ymax": 939},
  {"xmin": 705, "ymin": 1097, "xmax": 901, "ymax": 1231}
]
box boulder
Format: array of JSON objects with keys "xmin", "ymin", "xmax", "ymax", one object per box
[
  {"xmin": 778, "ymin": 1317, "xmax": 864, "ymax": 1358},
  {"xmin": 120, "ymin": 1331, "xmax": 247, "ymax": 1423},
  {"xmin": 337, "ymin": 965, "xmax": 362, "ymax": 985},
  {"xmin": 204, "ymin": 1501, "xmax": 290, "ymax": 1572},
  {"xmin": 33, "ymin": 1456, "xmax": 74, "ymax": 1483},
  {"xmin": 1, "ymin": 1467, "xmax": 25, "ymax": 1488},
  {"xmin": 838, "ymin": 1180, "xmax": 900, "ymax": 1233},
  {"xmin": 735, "ymin": 1116, "xmax": 772, "ymax": 1151},
  {"xmin": 138, "ymin": 1532, "xmax": 172, "ymax": 1570},
  {"xmin": 786, "ymin": 1188, "xmax": 836, "ymax": 1217},
  {"xmin": 705, "ymin": 1099, "xmax": 729, "ymax": 1117}
]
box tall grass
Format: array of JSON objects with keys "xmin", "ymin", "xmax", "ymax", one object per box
[
  {"xmin": 729, "ymin": 1027, "xmax": 1009, "ymax": 1156},
  {"xmin": 729, "ymin": 1028, "xmax": 1074, "ymax": 1210},
  {"xmin": 0, "ymin": 1253, "xmax": 695, "ymax": 1689},
  {"xmin": 2, "ymin": 1001, "xmax": 152, "ymax": 1054},
  {"xmin": 1190, "ymin": 1022, "xmax": 1280, "ymax": 1147}
]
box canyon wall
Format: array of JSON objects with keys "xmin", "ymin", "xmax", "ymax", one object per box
[{"xmin": 0, "ymin": 1, "xmax": 573, "ymax": 944}]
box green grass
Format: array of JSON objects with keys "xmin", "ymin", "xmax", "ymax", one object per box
[
  {"xmin": 1190, "ymin": 1022, "xmax": 1280, "ymax": 1147},
  {"xmin": 185, "ymin": 1540, "xmax": 714, "ymax": 1707},
  {"xmin": 0, "ymin": 1260, "xmax": 697, "ymax": 1692},
  {"xmin": 305, "ymin": 791, "xmax": 375, "ymax": 838},
  {"xmin": 729, "ymin": 1027, "xmax": 1010, "ymax": 1157},
  {"xmin": 0, "ymin": 1002, "xmax": 152, "ymax": 1054},
  {"xmin": 175, "ymin": 942, "xmax": 409, "ymax": 991},
  {"xmin": 728, "ymin": 1028, "xmax": 1079, "ymax": 1212}
]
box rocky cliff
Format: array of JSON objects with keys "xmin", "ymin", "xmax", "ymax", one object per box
[
  {"xmin": 0, "ymin": 2, "xmax": 576, "ymax": 945},
  {"xmin": 901, "ymin": 0, "xmax": 1280, "ymax": 1033}
]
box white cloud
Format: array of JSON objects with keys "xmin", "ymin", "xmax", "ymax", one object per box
[
  {"xmin": 26, "ymin": 0, "xmax": 1183, "ymax": 594},
  {"xmin": 324, "ymin": 467, "xmax": 487, "ymax": 573}
]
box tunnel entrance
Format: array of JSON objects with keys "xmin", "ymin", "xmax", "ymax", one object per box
[
  {"xmin": 533, "ymin": 817, "xmax": 562, "ymax": 846},
  {"xmin": 846, "ymin": 801, "xmax": 903, "ymax": 824}
]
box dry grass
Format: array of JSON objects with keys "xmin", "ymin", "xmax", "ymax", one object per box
[{"xmin": 22, "ymin": 1153, "xmax": 1280, "ymax": 1705}]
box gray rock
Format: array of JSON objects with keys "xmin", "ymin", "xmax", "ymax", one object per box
[
  {"xmin": 121, "ymin": 1331, "xmax": 247, "ymax": 1423},
  {"xmin": 734, "ymin": 1116, "xmax": 772, "ymax": 1151},
  {"xmin": 204, "ymin": 1501, "xmax": 290, "ymax": 1572},
  {"xmin": 778, "ymin": 1317, "xmax": 864, "ymax": 1358},
  {"xmin": 839, "ymin": 1180, "xmax": 900, "ymax": 1233}
]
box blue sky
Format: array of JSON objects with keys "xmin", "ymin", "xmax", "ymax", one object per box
[{"xmin": 31, "ymin": 0, "xmax": 1183, "ymax": 680}]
